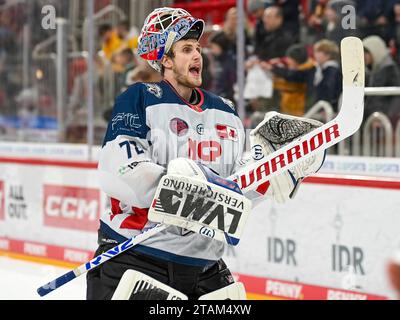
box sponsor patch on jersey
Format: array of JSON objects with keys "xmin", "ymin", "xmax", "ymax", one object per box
[
  {"xmin": 170, "ymin": 118, "xmax": 189, "ymax": 136},
  {"xmin": 196, "ymin": 124, "xmax": 204, "ymax": 135},
  {"xmin": 215, "ymin": 124, "xmax": 238, "ymax": 141},
  {"xmin": 145, "ymin": 83, "xmax": 163, "ymax": 98},
  {"xmin": 220, "ymin": 97, "xmax": 235, "ymax": 111},
  {"xmin": 118, "ymin": 160, "xmax": 150, "ymax": 176},
  {"xmin": 112, "ymin": 113, "xmax": 141, "ymax": 131}
]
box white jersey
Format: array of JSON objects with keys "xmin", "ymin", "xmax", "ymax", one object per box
[{"xmin": 98, "ymin": 80, "xmax": 245, "ymax": 267}]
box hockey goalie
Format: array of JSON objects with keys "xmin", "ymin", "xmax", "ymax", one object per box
[{"xmin": 81, "ymin": 7, "xmax": 332, "ymax": 301}]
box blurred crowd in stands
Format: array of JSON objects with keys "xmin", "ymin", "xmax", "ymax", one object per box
[
  {"xmin": 211, "ymin": 0, "xmax": 400, "ymax": 129},
  {"xmin": 2, "ymin": 0, "xmax": 400, "ymax": 143}
]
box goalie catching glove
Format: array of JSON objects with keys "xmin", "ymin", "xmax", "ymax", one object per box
[
  {"xmin": 249, "ymin": 111, "xmax": 326, "ymax": 203},
  {"xmin": 148, "ymin": 158, "xmax": 252, "ymax": 245}
]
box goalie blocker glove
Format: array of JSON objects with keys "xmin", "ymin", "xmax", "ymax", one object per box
[
  {"xmin": 249, "ymin": 111, "xmax": 326, "ymax": 204},
  {"xmin": 149, "ymin": 158, "xmax": 251, "ymax": 245}
]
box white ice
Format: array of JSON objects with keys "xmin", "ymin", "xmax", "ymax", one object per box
[{"xmin": 0, "ymin": 256, "xmax": 86, "ymax": 300}]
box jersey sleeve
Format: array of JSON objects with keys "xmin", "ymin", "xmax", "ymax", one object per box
[{"xmin": 98, "ymin": 84, "xmax": 165, "ymax": 209}]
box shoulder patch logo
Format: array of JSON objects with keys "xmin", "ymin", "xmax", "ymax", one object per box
[
  {"xmin": 220, "ymin": 97, "xmax": 235, "ymax": 111},
  {"xmin": 145, "ymin": 83, "xmax": 163, "ymax": 98}
]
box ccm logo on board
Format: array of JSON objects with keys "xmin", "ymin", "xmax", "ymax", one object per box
[{"xmin": 43, "ymin": 185, "xmax": 100, "ymax": 231}]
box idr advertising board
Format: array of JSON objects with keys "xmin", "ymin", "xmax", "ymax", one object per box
[
  {"xmin": 224, "ymin": 180, "xmax": 400, "ymax": 299},
  {"xmin": 43, "ymin": 184, "xmax": 100, "ymax": 232}
]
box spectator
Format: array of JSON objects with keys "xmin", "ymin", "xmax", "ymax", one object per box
[
  {"xmin": 265, "ymin": 39, "xmax": 342, "ymax": 111},
  {"xmin": 221, "ymin": 7, "xmax": 238, "ymax": 53},
  {"xmin": 102, "ymin": 60, "xmax": 162, "ymax": 122},
  {"xmin": 247, "ymin": 0, "xmax": 267, "ymax": 42},
  {"xmin": 363, "ymin": 35, "xmax": 400, "ymax": 123},
  {"xmin": 323, "ymin": 0, "xmax": 360, "ymax": 45},
  {"xmin": 388, "ymin": 1, "xmax": 400, "ymax": 64},
  {"xmin": 312, "ymin": 39, "xmax": 342, "ymax": 110},
  {"xmin": 269, "ymin": 44, "xmax": 315, "ymax": 116},
  {"xmin": 253, "ymin": 6, "xmax": 292, "ymax": 61},
  {"xmin": 127, "ymin": 61, "xmax": 162, "ymax": 85},
  {"xmin": 208, "ymin": 31, "xmax": 237, "ymax": 101},
  {"xmin": 15, "ymin": 88, "xmax": 39, "ymax": 128},
  {"xmin": 0, "ymin": 14, "xmax": 16, "ymax": 113},
  {"xmin": 66, "ymin": 55, "xmax": 107, "ymax": 144},
  {"xmin": 267, "ymin": 0, "xmax": 301, "ymax": 42},
  {"xmin": 246, "ymin": 5, "xmax": 292, "ymax": 116},
  {"xmin": 0, "ymin": 11, "xmax": 17, "ymax": 56},
  {"xmin": 114, "ymin": 48, "xmax": 137, "ymax": 93},
  {"xmin": 356, "ymin": 0, "xmax": 393, "ymax": 42},
  {"xmin": 115, "ymin": 20, "xmax": 139, "ymax": 52},
  {"xmin": 213, "ymin": 7, "xmax": 251, "ymax": 58},
  {"xmin": 307, "ymin": 0, "xmax": 329, "ymax": 42},
  {"xmin": 98, "ymin": 23, "xmax": 122, "ymax": 61}
]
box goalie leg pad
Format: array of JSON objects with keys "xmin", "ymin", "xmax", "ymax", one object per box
[
  {"xmin": 112, "ymin": 269, "xmax": 246, "ymax": 300},
  {"xmin": 112, "ymin": 269, "xmax": 188, "ymax": 300}
]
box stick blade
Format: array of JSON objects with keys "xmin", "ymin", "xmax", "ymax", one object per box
[{"xmin": 341, "ymin": 36, "xmax": 365, "ymax": 87}]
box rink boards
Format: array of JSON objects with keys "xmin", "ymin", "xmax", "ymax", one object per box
[{"xmin": 0, "ymin": 144, "xmax": 399, "ymax": 299}]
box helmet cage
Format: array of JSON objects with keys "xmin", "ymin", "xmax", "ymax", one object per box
[{"xmin": 138, "ymin": 7, "xmax": 204, "ymax": 72}]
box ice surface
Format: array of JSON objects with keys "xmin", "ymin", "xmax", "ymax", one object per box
[{"xmin": 0, "ymin": 256, "xmax": 85, "ymax": 300}]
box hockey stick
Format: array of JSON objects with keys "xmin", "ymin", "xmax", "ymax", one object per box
[
  {"xmin": 37, "ymin": 223, "xmax": 168, "ymax": 297},
  {"xmin": 37, "ymin": 36, "xmax": 364, "ymax": 297},
  {"xmin": 229, "ymin": 36, "xmax": 364, "ymax": 192}
]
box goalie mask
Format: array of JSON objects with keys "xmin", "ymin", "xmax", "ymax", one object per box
[{"xmin": 138, "ymin": 7, "xmax": 205, "ymax": 72}]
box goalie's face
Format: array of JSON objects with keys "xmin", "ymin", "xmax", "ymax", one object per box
[{"xmin": 162, "ymin": 39, "xmax": 203, "ymax": 89}]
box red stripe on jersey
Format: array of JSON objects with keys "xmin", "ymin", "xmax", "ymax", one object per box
[
  {"xmin": 120, "ymin": 207, "xmax": 149, "ymax": 230},
  {"xmin": 110, "ymin": 198, "xmax": 122, "ymax": 221}
]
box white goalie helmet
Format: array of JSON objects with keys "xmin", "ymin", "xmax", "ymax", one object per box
[{"xmin": 137, "ymin": 7, "xmax": 205, "ymax": 72}]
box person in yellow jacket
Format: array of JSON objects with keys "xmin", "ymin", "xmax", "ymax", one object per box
[
  {"xmin": 115, "ymin": 20, "xmax": 139, "ymax": 53},
  {"xmin": 261, "ymin": 44, "xmax": 314, "ymax": 116},
  {"xmin": 98, "ymin": 24, "xmax": 122, "ymax": 61},
  {"xmin": 98, "ymin": 21, "xmax": 138, "ymax": 62}
]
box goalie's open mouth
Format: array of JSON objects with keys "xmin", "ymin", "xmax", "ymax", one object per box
[{"xmin": 189, "ymin": 66, "xmax": 201, "ymax": 76}]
